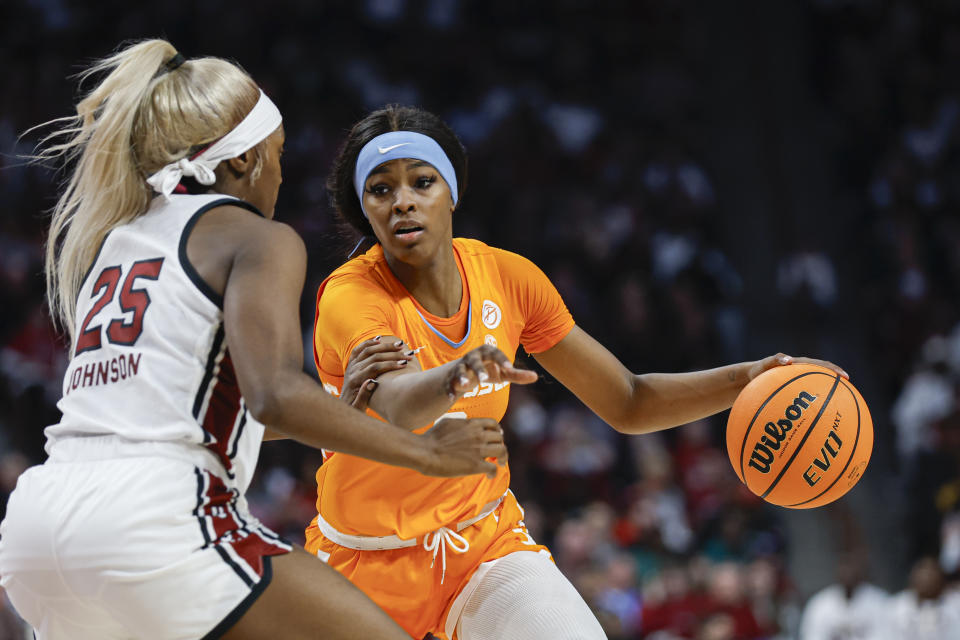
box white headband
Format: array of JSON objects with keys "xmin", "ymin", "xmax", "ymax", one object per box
[{"xmin": 146, "ymin": 89, "xmax": 282, "ymax": 198}]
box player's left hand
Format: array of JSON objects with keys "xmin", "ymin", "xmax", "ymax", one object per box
[
  {"xmin": 342, "ymin": 336, "xmax": 408, "ymax": 410},
  {"xmin": 748, "ymin": 353, "xmax": 849, "ymax": 381}
]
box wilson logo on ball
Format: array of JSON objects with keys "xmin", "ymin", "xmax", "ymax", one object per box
[{"xmin": 747, "ymin": 390, "xmax": 818, "ymax": 474}]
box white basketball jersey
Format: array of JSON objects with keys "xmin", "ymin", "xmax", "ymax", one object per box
[{"xmin": 48, "ymin": 194, "xmax": 266, "ymax": 490}]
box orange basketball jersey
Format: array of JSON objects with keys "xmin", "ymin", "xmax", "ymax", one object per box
[{"xmin": 312, "ymin": 238, "xmax": 574, "ymax": 540}]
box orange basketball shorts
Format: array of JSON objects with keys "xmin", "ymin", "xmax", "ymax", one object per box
[{"xmin": 304, "ymin": 490, "xmax": 549, "ymax": 640}]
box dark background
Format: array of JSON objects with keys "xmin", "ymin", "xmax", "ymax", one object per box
[{"xmin": 2, "ymin": 1, "xmax": 959, "ymax": 638}]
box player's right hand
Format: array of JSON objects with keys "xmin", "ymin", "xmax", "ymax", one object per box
[
  {"xmin": 446, "ymin": 345, "xmax": 538, "ymax": 400},
  {"xmin": 417, "ymin": 417, "xmax": 507, "ymax": 479}
]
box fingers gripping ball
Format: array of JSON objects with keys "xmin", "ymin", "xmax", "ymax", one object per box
[{"xmin": 726, "ymin": 363, "xmax": 873, "ymax": 508}]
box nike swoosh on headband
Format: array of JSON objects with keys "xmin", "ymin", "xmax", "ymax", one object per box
[{"xmin": 378, "ymin": 142, "xmax": 411, "ymax": 154}]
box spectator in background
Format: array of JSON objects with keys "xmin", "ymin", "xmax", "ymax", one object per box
[
  {"xmin": 699, "ymin": 562, "xmax": 764, "ymax": 639},
  {"xmin": 672, "ymin": 419, "xmax": 738, "ymax": 529},
  {"xmin": 904, "ymin": 405, "xmax": 960, "ymax": 565},
  {"xmin": 641, "ymin": 562, "xmax": 704, "ymax": 637},
  {"xmin": 887, "ymin": 557, "xmax": 960, "ymax": 640},
  {"xmin": 799, "ymin": 550, "xmax": 890, "ymax": 640},
  {"xmin": 694, "ymin": 613, "xmax": 736, "ymax": 640},
  {"xmin": 594, "ymin": 552, "xmax": 643, "ymax": 638},
  {"xmin": 617, "ymin": 434, "xmax": 694, "ymax": 556},
  {"xmin": 745, "ymin": 556, "xmax": 799, "ymax": 639},
  {"xmin": 891, "ymin": 335, "xmax": 956, "ymax": 463}
]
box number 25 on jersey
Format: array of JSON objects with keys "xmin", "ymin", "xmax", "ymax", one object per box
[{"xmin": 75, "ymin": 258, "xmax": 164, "ymax": 356}]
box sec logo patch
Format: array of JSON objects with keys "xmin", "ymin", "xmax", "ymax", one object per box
[{"xmin": 481, "ymin": 299, "xmax": 502, "ymax": 329}]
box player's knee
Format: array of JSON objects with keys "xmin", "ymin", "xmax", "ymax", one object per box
[{"xmin": 459, "ymin": 552, "xmax": 605, "ymax": 640}]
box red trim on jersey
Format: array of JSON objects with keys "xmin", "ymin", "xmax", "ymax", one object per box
[
  {"xmin": 199, "ymin": 472, "xmax": 290, "ymax": 579},
  {"xmin": 200, "ymin": 350, "xmax": 243, "ymax": 473},
  {"xmin": 228, "ymin": 531, "xmax": 283, "ymax": 578}
]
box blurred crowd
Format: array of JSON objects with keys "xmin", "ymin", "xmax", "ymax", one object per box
[
  {"xmin": 813, "ymin": 0, "xmax": 960, "ymax": 631},
  {"xmin": 2, "ymin": 0, "xmax": 960, "ymax": 638}
]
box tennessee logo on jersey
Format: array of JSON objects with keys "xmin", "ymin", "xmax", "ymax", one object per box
[{"xmin": 481, "ymin": 299, "xmax": 502, "ymax": 330}]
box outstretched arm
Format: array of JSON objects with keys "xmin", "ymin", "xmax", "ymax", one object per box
[
  {"xmin": 365, "ymin": 342, "xmax": 538, "ymax": 430},
  {"xmin": 533, "ymin": 326, "xmax": 846, "ymax": 435}
]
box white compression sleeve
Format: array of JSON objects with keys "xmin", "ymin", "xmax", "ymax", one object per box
[{"xmin": 455, "ymin": 551, "xmax": 607, "ymax": 640}]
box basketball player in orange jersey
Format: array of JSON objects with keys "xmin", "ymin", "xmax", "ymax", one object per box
[
  {"xmin": 306, "ymin": 105, "xmax": 846, "ymax": 639},
  {"xmin": 0, "ymin": 43, "xmax": 507, "ymax": 640}
]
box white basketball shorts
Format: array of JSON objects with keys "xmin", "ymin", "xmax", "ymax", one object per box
[{"xmin": 0, "ymin": 440, "xmax": 291, "ymax": 639}]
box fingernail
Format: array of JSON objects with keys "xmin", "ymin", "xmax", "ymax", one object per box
[
  {"xmin": 404, "ymin": 350, "xmax": 415, "ymax": 356},
  {"xmin": 366, "ymin": 380, "xmax": 379, "ymax": 390},
  {"xmin": 778, "ymin": 355, "xmax": 791, "ymax": 364},
  {"xmin": 478, "ymin": 371, "xmax": 489, "ymax": 383},
  {"xmin": 394, "ymin": 340, "xmax": 403, "ymax": 347},
  {"xmin": 841, "ymin": 369, "xmax": 849, "ymax": 378},
  {"xmin": 459, "ymin": 375, "xmax": 470, "ymax": 386},
  {"xmin": 374, "ymin": 335, "xmax": 381, "ymax": 341},
  {"xmin": 398, "ymin": 360, "xmax": 408, "ymax": 366}
]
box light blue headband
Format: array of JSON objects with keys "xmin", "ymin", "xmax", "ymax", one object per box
[{"xmin": 353, "ymin": 131, "xmax": 459, "ymax": 218}]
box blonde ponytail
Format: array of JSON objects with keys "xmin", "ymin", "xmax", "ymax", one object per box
[{"xmin": 35, "ymin": 39, "xmax": 260, "ymax": 345}]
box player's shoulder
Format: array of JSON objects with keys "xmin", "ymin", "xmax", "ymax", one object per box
[
  {"xmin": 319, "ymin": 245, "xmax": 394, "ymax": 303},
  {"xmin": 454, "ymin": 237, "xmax": 494, "ymax": 257},
  {"xmin": 855, "ymin": 583, "xmax": 890, "ymax": 603},
  {"xmin": 232, "ymin": 210, "xmax": 305, "ymax": 258},
  {"xmin": 180, "ymin": 195, "xmax": 262, "ymax": 226},
  {"xmin": 805, "ymin": 584, "xmax": 845, "ymax": 608},
  {"xmin": 199, "ymin": 200, "xmax": 274, "ymax": 228},
  {"xmin": 454, "ymin": 237, "xmax": 536, "ymax": 270},
  {"xmin": 325, "ymin": 245, "xmax": 386, "ymax": 286},
  {"xmin": 188, "ymin": 199, "xmax": 305, "ymax": 263}
]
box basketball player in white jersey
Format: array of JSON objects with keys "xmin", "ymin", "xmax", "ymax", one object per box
[{"xmin": 0, "ymin": 40, "xmax": 507, "ymax": 639}]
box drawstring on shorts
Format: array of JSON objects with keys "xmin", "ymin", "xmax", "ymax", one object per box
[{"xmin": 422, "ymin": 526, "xmax": 470, "ymax": 584}]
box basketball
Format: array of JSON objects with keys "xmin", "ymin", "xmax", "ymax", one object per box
[{"xmin": 726, "ymin": 363, "xmax": 873, "ymax": 509}]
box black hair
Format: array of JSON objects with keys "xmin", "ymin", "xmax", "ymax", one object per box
[{"xmin": 327, "ymin": 105, "xmax": 468, "ymax": 240}]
